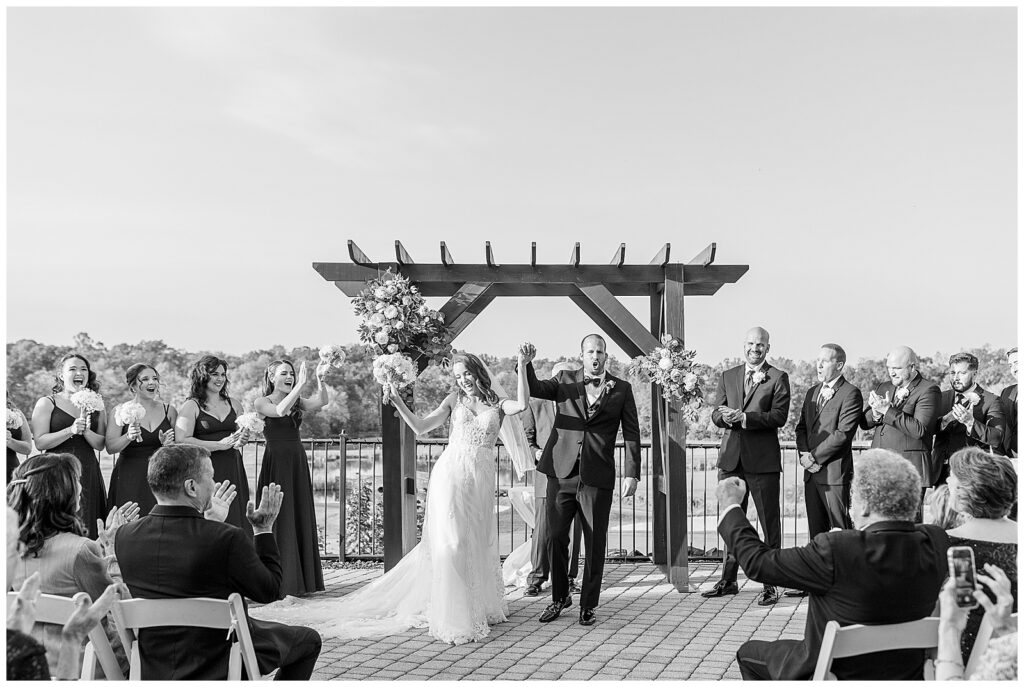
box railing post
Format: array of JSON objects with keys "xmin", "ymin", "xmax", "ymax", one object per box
[{"xmin": 339, "ymin": 432, "xmax": 347, "ymax": 563}]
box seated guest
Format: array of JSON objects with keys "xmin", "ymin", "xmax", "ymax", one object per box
[
  {"xmin": 114, "ymin": 444, "xmax": 322, "ymax": 680},
  {"xmin": 932, "ymin": 353, "xmax": 1005, "ymax": 484},
  {"xmin": 718, "ymin": 448, "xmax": 948, "ymax": 680},
  {"xmin": 7, "ymin": 453, "xmax": 135, "ymax": 678},
  {"xmin": 927, "ymin": 484, "xmax": 963, "ymax": 530},
  {"xmin": 945, "ymin": 447, "xmax": 1018, "ymax": 662},
  {"xmin": 7, "ymin": 506, "xmax": 124, "ymax": 681},
  {"xmin": 936, "ymin": 562, "xmax": 1017, "ymax": 681},
  {"xmin": 999, "ymin": 347, "xmax": 1017, "ymax": 458}
]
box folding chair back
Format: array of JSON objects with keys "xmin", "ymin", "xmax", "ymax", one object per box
[
  {"xmin": 6, "ymin": 590, "xmax": 123, "ymax": 680},
  {"xmin": 812, "ymin": 617, "xmax": 940, "ymax": 680}
]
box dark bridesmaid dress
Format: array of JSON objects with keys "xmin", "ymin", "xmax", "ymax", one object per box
[
  {"xmin": 7, "ymin": 424, "xmax": 26, "ymax": 481},
  {"xmin": 107, "ymin": 405, "xmax": 172, "ymax": 516},
  {"xmin": 47, "ymin": 397, "xmax": 106, "ymax": 539},
  {"xmin": 193, "ymin": 405, "xmax": 252, "ymax": 536},
  {"xmin": 257, "ymin": 414, "xmax": 324, "ymax": 597}
]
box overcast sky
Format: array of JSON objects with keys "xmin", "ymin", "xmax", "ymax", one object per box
[{"xmin": 5, "ymin": 6, "xmax": 1017, "ymax": 367}]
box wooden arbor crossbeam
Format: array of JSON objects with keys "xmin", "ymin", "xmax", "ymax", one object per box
[{"xmin": 317, "ymin": 241, "xmax": 748, "ymax": 591}]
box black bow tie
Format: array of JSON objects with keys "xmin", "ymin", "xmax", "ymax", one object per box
[{"xmin": 584, "ymin": 376, "xmax": 603, "ymax": 388}]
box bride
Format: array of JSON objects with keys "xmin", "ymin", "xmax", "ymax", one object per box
[{"xmin": 251, "ymin": 350, "xmax": 531, "ymax": 645}]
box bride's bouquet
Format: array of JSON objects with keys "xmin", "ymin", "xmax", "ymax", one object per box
[
  {"xmin": 372, "ymin": 353, "xmax": 418, "ymax": 404},
  {"xmin": 115, "ymin": 400, "xmax": 147, "ymax": 443},
  {"xmin": 353, "ymin": 269, "xmax": 452, "ymax": 366},
  {"xmin": 234, "ymin": 412, "xmax": 265, "ymax": 449},
  {"xmin": 319, "ymin": 344, "xmax": 347, "ymax": 370},
  {"xmin": 628, "ymin": 334, "xmax": 704, "ymax": 421},
  {"xmin": 6, "ymin": 407, "xmax": 25, "ymax": 431},
  {"xmin": 69, "ymin": 389, "xmax": 105, "ymax": 417}
]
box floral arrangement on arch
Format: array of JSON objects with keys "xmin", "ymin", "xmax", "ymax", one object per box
[
  {"xmin": 628, "ymin": 334, "xmax": 704, "ymax": 421},
  {"xmin": 352, "ymin": 269, "xmax": 453, "ymax": 366}
]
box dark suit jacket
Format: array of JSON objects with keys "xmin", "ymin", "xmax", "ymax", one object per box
[
  {"xmin": 711, "ymin": 364, "xmax": 791, "ymax": 473},
  {"xmin": 114, "ymin": 505, "xmax": 286, "ymax": 680},
  {"xmin": 795, "ymin": 376, "xmax": 863, "ymax": 486},
  {"xmin": 719, "ymin": 507, "xmax": 948, "ymax": 680},
  {"xmin": 933, "ymin": 386, "xmax": 1005, "ymax": 467},
  {"xmin": 859, "ymin": 374, "xmax": 941, "ymax": 484},
  {"xmin": 1000, "ymin": 384, "xmax": 1018, "ymax": 457},
  {"xmin": 526, "ymin": 364, "xmax": 641, "ymax": 490},
  {"xmin": 523, "ymin": 398, "xmax": 557, "ymax": 498}
]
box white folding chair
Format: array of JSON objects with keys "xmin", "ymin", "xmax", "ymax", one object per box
[
  {"xmin": 812, "ymin": 617, "xmax": 940, "ymax": 680},
  {"xmin": 6, "ymin": 590, "xmax": 124, "ymax": 680},
  {"xmin": 111, "ymin": 593, "xmax": 267, "ymax": 680},
  {"xmin": 965, "ymin": 611, "xmax": 1018, "ymax": 678}
]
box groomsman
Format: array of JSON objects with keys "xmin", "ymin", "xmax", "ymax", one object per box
[
  {"xmin": 794, "ymin": 344, "xmax": 863, "ymax": 542},
  {"xmin": 859, "ymin": 345, "xmax": 940, "ymax": 519},
  {"xmin": 522, "ymin": 361, "xmax": 583, "ymax": 597},
  {"xmin": 702, "ymin": 326, "xmax": 790, "ymax": 606},
  {"xmin": 999, "ymin": 347, "xmax": 1017, "ymax": 458},
  {"xmin": 932, "ymin": 352, "xmax": 1005, "ymax": 484}
]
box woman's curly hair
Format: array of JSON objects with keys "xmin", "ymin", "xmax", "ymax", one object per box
[{"xmin": 7, "ymin": 453, "xmax": 85, "ymax": 557}]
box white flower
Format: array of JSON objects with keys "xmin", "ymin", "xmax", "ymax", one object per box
[
  {"xmin": 669, "ymin": 369, "xmax": 683, "ymax": 382},
  {"xmin": 115, "ymin": 400, "xmax": 146, "ymax": 426},
  {"xmin": 818, "ymin": 385, "xmax": 835, "ymax": 404},
  {"xmin": 374, "ymin": 331, "xmax": 390, "ymax": 345},
  {"xmin": 751, "ymin": 370, "xmax": 767, "ymax": 386},
  {"xmin": 374, "ymin": 287, "xmax": 388, "ymax": 300},
  {"xmin": 894, "ymin": 386, "xmax": 910, "ymax": 404},
  {"xmin": 375, "ymin": 302, "xmax": 386, "ymax": 312},
  {"xmin": 372, "ymin": 353, "xmax": 417, "ymax": 395},
  {"xmin": 964, "ymin": 391, "xmax": 981, "ymax": 406},
  {"xmin": 402, "ymin": 296, "xmax": 413, "ymax": 306},
  {"xmin": 235, "ymin": 412, "xmax": 265, "ymax": 434},
  {"xmin": 394, "ymin": 320, "xmax": 404, "ymax": 330},
  {"xmin": 370, "ymin": 313, "xmax": 385, "ymax": 326},
  {"xmin": 435, "ymin": 312, "xmax": 445, "ymax": 323},
  {"xmin": 683, "ymin": 372, "xmax": 699, "ymax": 391},
  {"xmin": 658, "ymin": 358, "xmax": 673, "ymax": 371},
  {"xmin": 417, "ymin": 305, "xmax": 429, "ymax": 316},
  {"xmin": 385, "ymin": 285, "xmax": 398, "ymax": 296},
  {"xmin": 70, "ymin": 389, "xmax": 105, "ymax": 413},
  {"xmin": 6, "ymin": 407, "xmax": 25, "ymax": 430},
  {"xmin": 319, "ymin": 344, "xmax": 347, "ymax": 369},
  {"xmin": 661, "ymin": 333, "xmax": 674, "ymax": 345},
  {"xmin": 384, "ymin": 305, "xmax": 399, "ymax": 319},
  {"xmin": 388, "ymin": 344, "xmax": 399, "ymax": 353}
]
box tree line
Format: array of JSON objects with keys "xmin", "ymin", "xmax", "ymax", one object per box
[{"xmin": 6, "ymin": 333, "xmax": 1015, "ymax": 445}]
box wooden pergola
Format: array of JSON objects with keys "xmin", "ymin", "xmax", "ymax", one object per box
[{"xmin": 314, "ymin": 240, "xmax": 747, "ymax": 591}]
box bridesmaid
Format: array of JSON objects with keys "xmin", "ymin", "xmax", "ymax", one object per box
[
  {"xmin": 29, "ymin": 353, "xmax": 107, "ymax": 539},
  {"xmin": 254, "ymin": 359, "xmax": 329, "ymax": 597},
  {"xmin": 175, "ymin": 355, "xmax": 252, "ymax": 535},
  {"xmin": 105, "ymin": 363, "xmax": 176, "ymax": 516},
  {"xmin": 6, "ymin": 395, "xmax": 33, "ymax": 481}
]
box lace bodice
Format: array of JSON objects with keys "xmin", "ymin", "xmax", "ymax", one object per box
[{"xmin": 448, "ymin": 402, "xmax": 501, "ymax": 449}]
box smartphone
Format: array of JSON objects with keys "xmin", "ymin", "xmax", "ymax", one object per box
[{"xmin": 947, "ymin": 546, "xmax": 978, "ymax": 608}]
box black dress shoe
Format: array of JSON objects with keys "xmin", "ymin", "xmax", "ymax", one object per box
[
  {"xmin": 524, "ymin": 584, "xmax": 541, "ymax": 597},
  {"xmin": 568, "ymin": 579, "xmax": 580, "ymax": 594},
  {"xmin": 783, "ymin": 589, "xmax": 808, "ymax": 598},
  {"xmin": 757, "ymin": 585, "xmax": 780, "ymax": 606},
  {"xmin": 700, "ymin": 580, "xmax": 739, "ymax": 598},
  {"xmin": 538, "ymin": 596, "xmax": 572, "ymax": 623},
  {"xmin": 579, "ymin": 607, "xmax": 596, "ymax": 626}
]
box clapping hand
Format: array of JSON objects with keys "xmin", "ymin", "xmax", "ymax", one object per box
[
  {"xmin": 158, "ymin": 428, "xmax": 175, "ymax": 446},
  {"xmin": 8, "ymin": 571, "xmax": 42, "ymax": 634},
  {"xmin": 204, "ymin": 480, "xmax": 238, "ymax": 522},
  {"xmin": 61, "ymin": 583, "xmax": 126, "ymax": 642},
  {"xmin": 975, "ymin": 563, "xmax": 1015, "ymax": 636},
  {"xmin": 951, "ymin": 403, "xmax": 974, "ymax": 429},
  {"xmin": 216, "ymin": 430, "xmax": 242, "ymax": 451},
  {"xmin": 717, "ymin": 406, "xmax": 742, "ymax": 424},
  {"xmin": 246, "ymin": 483, "xmax": 284, "ymax": 533},
  {"xmin": 519, "ymin": 342, "xmax": 536, "ymax": 365},
  {"xmin": 716, "ymin": 476, "xmax": 747, "ymax": 508},
  {"xmin": 868, "ymin": 390, "xmax": 892, "ymax": 417},
  {"xmin": 97, "ymin": 502, "xmax": 140, "ymax": 555},
  {"xmin": 296, "ymin": 360, "xmax": 310, "ymax": 389},
  {"xmin": 621, "ymin": 477, "xmax": 639, "ymax": 498}
]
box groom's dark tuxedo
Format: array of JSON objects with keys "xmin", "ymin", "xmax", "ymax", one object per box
[{"xmin": 526, "ymin": 364, "xmax": 641, "ymax": 610}]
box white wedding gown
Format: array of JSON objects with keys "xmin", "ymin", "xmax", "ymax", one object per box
[{"xmin": 251, "ymin": 401, "xmax": 509, "ymax": 645}]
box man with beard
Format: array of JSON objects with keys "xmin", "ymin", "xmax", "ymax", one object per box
[
  {"xmin": 932, "ymin": 352, "xmax": 1005, "ymax": 484},
  {"xmin": 999, "ymin": 347, "xmax": 1017, "ymax": 458},
  {"xmin": 701, "ymin": 326, "xmax": 790, "ymax": 606}
]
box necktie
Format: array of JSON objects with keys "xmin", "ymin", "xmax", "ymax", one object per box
[
  {"xmin": 816, "ymin": 387, "xmax": 827, "ymax": 411},
  {"xmin": 955, "ymin": 393, "xmax": 965, "ymax": 408},
  {"xmin": 745, "ymin": 370, "xmax": 754, "ymax": 394}
]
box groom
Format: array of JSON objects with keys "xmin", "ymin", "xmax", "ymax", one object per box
[{"xmin": 520, "ymin": 335, "xmax": 641, "ymax": 626}]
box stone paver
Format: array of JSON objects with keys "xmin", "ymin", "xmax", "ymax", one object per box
[{"xmin": 259, "ymin": 562, "xmax": 809, "ymax": 680}]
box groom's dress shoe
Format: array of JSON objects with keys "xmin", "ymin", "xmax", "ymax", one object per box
[
  {"xmin": 700, "ymin": 580, "xmax": 739, "ymax": 598},
  {"xmin": 525, "ymin": 584, "xmax": 541, "ymax": 597},
  {"xmin": 757, "ymin": 585, "xmax": 780, "ymax": 606},
  {"xmin": 538, "ymin": 596, "xmax": 572, "ymax": 623},
  {"xmin": 568, "ymin": 580, "xmax": 580, "ymax": 594},
  {"xmin": 783, "ymin": 589, "xmax": 808, "ymax": 598},
  {"xmin": 579, "ymin": 607, "xmax": 596, "ymax": 626}
]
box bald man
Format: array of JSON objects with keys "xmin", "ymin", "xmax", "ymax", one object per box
[
  {"xmin": 859, "ymin": 345, "xmax": 940, "ymax": 520},
  {"xmin": 702, "ymin": 326, "xmax": 791, "ymax": 606}
]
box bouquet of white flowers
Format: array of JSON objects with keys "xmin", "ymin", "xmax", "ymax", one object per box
[
  {"xmin": 115, "ymin": 400, "xmax": 147, "ymax": 443},
  {"xmin": 372, "ymin": 353, "xmax": 418, "ymax": 404},
  {"xmin": 319, "ymin": 344, "xmax": 347, "ymax": 370},
  {"xmin": 628, "ymin": 334, "xmax": 704, "ymax": 421},
  {"xmin": 6, "ymin": 407, "xmax": 25, "ymax": 431},
  {"xmin": 235, "ymin": 412, "xmax": 265, "ymax": 435},
  {"xmin": 69, "ymin": 389, "xmax": 105, "ymax": 416}
]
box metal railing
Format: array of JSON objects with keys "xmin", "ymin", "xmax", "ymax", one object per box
[{"xmin": 237, "ymin": 437, "xmax": 872, "ymax": 562}]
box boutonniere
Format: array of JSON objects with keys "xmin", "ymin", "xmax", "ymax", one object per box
[
  {"xmin": 605, "ymin": 379, "xmax": 616, "ymax": 392},
  {"xmin": 963, "ymin": 391, "xmax": 981, "ymax": 407},
  {"xmin": 894, "ymin": 386, "xmax": 910, "ymax": 404},
  {"xmin": 751, "ymin": 370, "xmax": 767, "ymax": 386},
  {"xmin": 818, "ymin": 385, "xmax": 835, "ymax": 404}
]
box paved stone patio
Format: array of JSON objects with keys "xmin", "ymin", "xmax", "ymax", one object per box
[{"xmin": 291, "ymin": 562, "xmax": 808, "ymax": 680}]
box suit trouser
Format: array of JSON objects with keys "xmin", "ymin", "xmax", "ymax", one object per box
[
  {"xmin": 251, "ymin": 619, "xmax": 322, "ymax": 680},
  {"xmin": 547, "ymin": 474, "xmax": 613, "ymax": 609},
  {"xmin": 719, "ymin": 469, "xmax": 781, "ymax": 584},
  {"xmin": 528, "ymin": 496, "xmax": 582, "ymax": 586},
  {"xmin": 736, "ymin": 640, "xmax": 779, "ymax": 680},
  {"xmin": 804, "ymin": 478, "xmax": 852, "ymax": 537}
]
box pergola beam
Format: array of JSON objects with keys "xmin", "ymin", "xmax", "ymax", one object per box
[
  {"xmin": 570, "ymin": 284, "xmax": 659, "ymax": 358},
  {"xmin": 395, "ymin": 240, "xmax": 414, "ymax": 265},
  {"xmin": 569, "ymin": 242, "xmax": 580, "ymax": 267},
  {"xmin": 438, "ymin": 283, "xmax": 495, "ymax": 339},
  {"xmin": 687, "ymin": 242, "xmax": 716, "ymax": 267},
  {"xmin": 348, "ymin": 240, "xmax": 373, "ymax": 265},
  {"xmin": 485, "ymin": 242, "xmax": 499, "ymax": 268},
  {"xmin": 610, "ymin": 243, "xmax": 626, "ymax": 267},
  {"xmin": 440, "ymin": 241, "xmax": 455, "ymax": 266},
  {"xmin": 650, "ymin": 243, "xmax": 671, "ymax": 266}
]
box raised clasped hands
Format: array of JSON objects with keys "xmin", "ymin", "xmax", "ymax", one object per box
[
  {"xmin": 518, "ymin": 342, "xmax": 536, "ymax": 365},
  {"xmin": 868, "ymin": 390, "xmax": 891, "ymax": 418},
  {"xmin": 716, "ymin": 476, "xmax": 747, "ymax": 508},
  {"xmin": 717, "ymin": 406, "xmax": 742, "ymax": 425},
  {"xmin": 204, "ymin": 480, "xmax": 238, "ymax": 522},
  {"xmin": 951, "ymin": 403, "xmax": 973, "ymax": 429},
  {"xmin": 246, "ymin": 482, "xmax": 284, "ymax": 533}
]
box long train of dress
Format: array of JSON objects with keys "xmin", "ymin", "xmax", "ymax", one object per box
[{"xmin": 251, "ymin": 402, "xmax": 509, "ymax": 645}]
